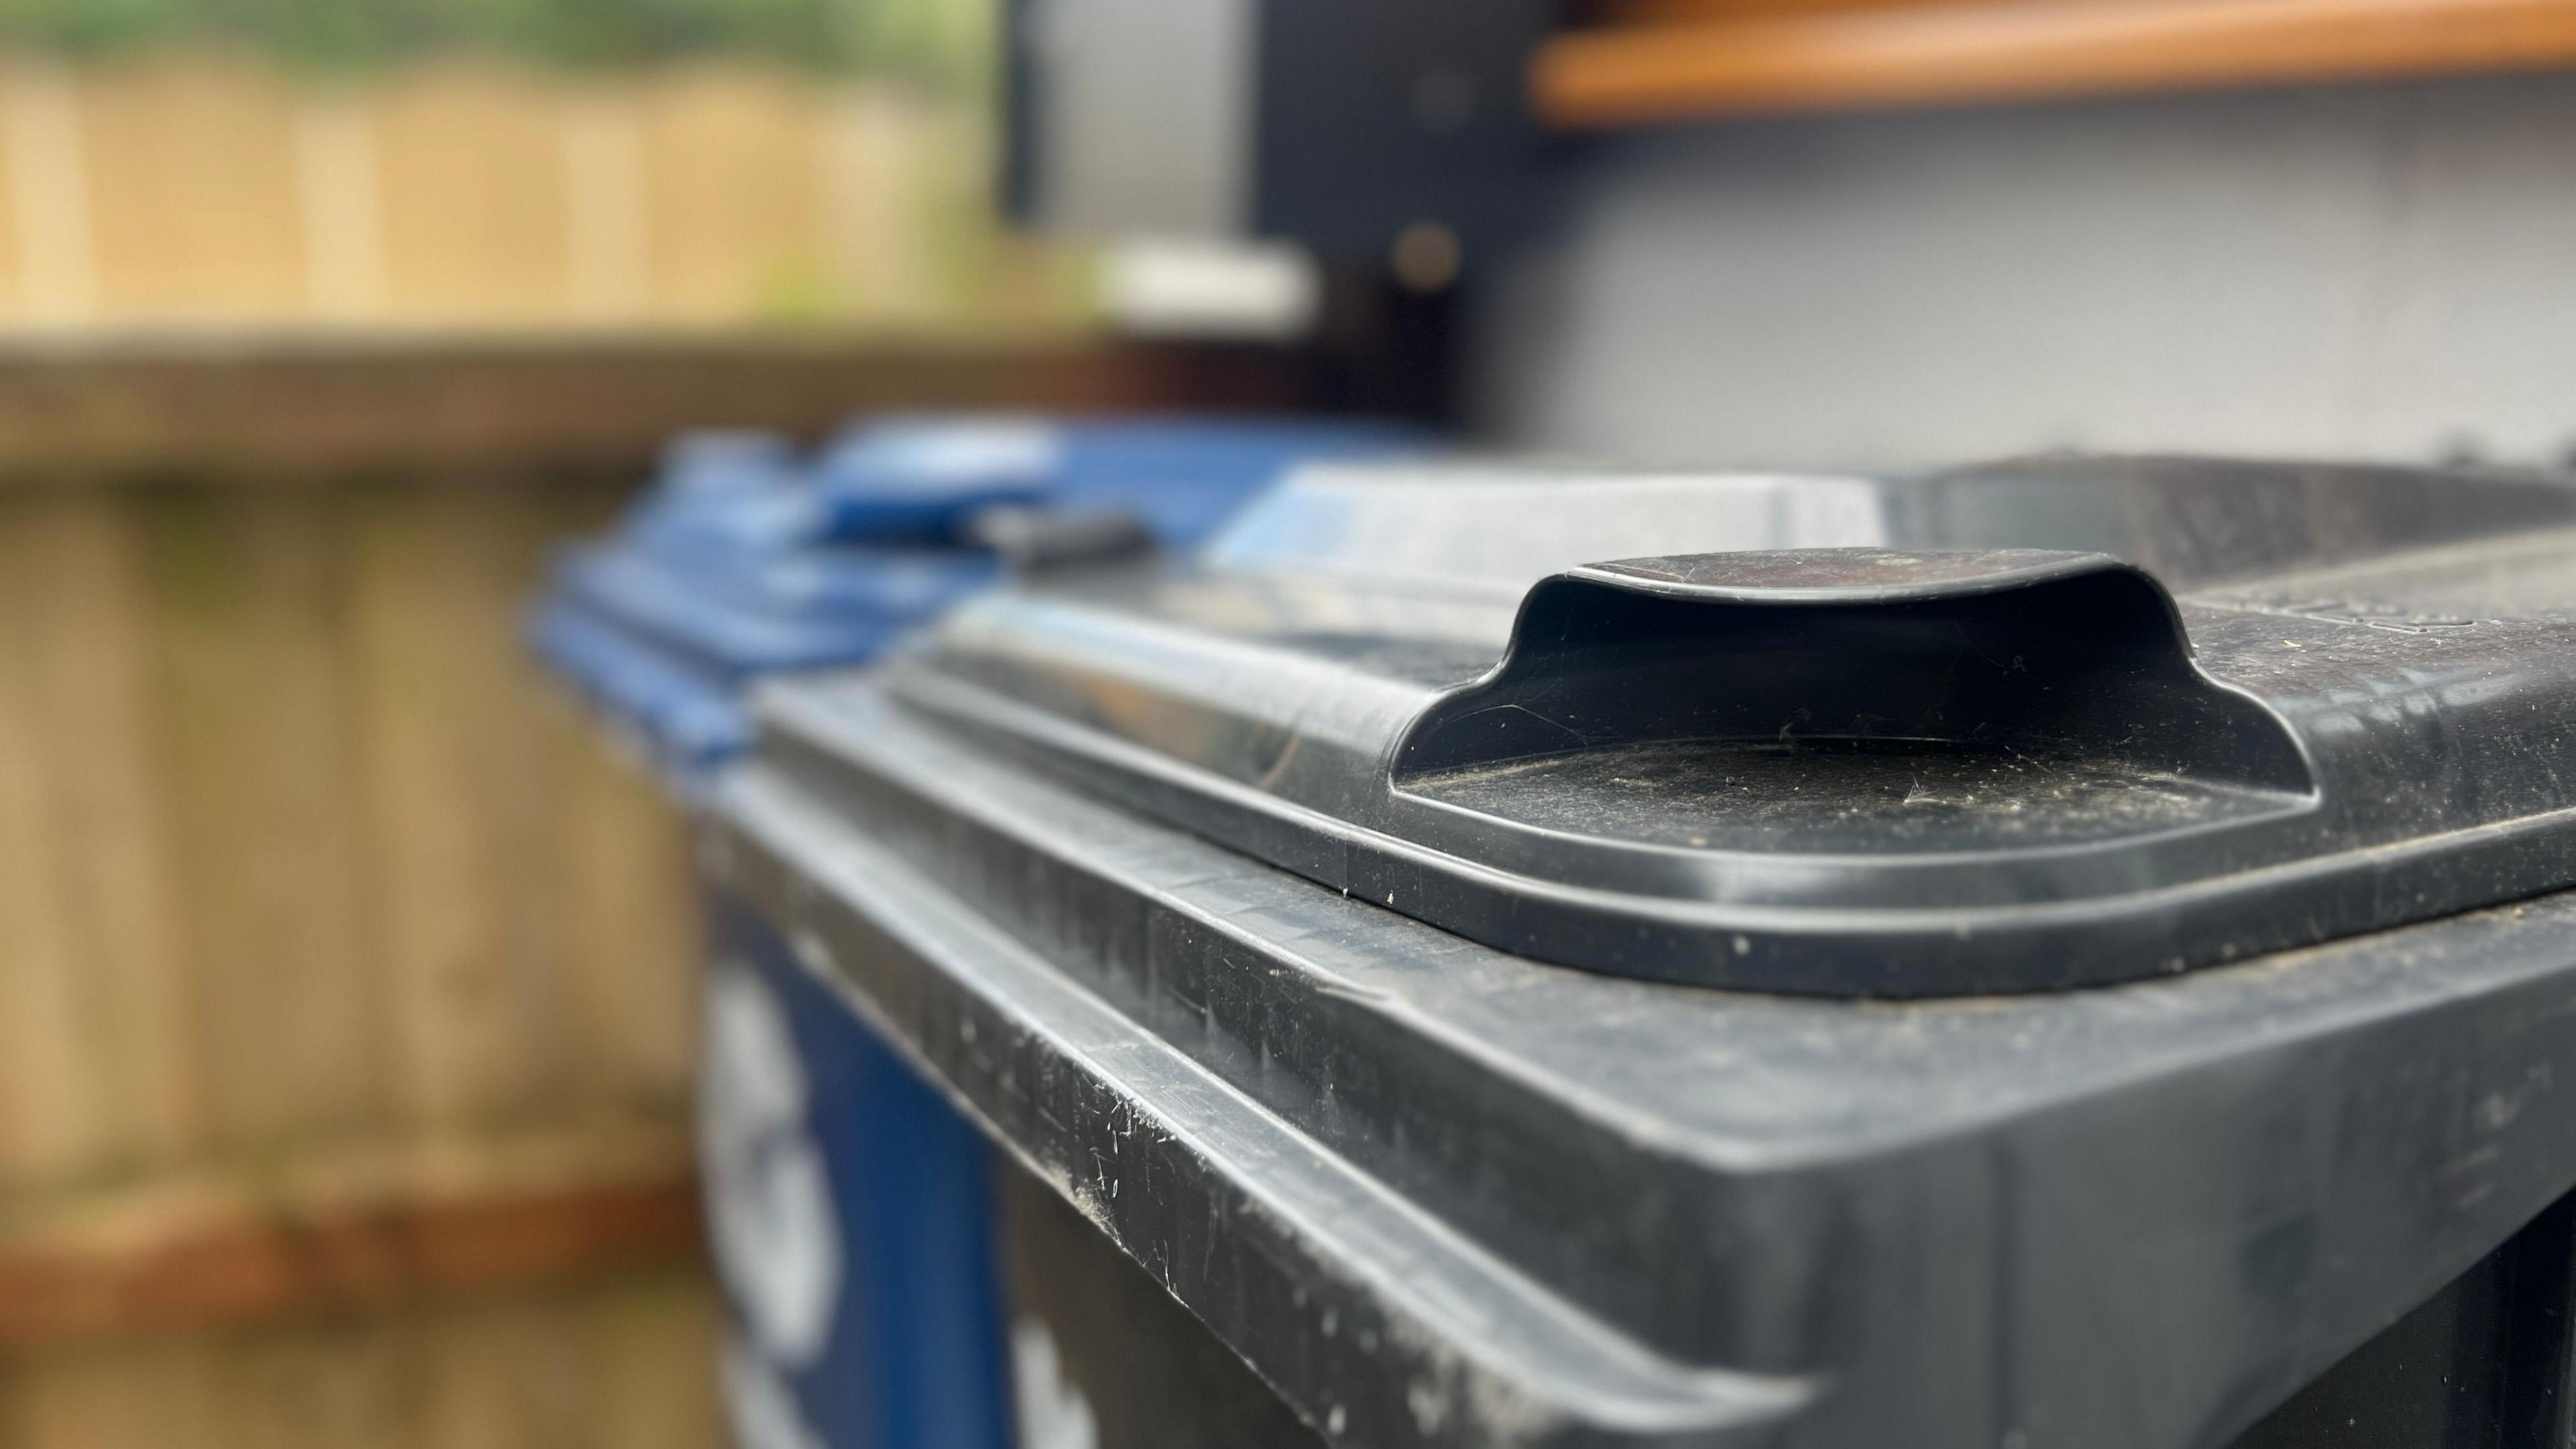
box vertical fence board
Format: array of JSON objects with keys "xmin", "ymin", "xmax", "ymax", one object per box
[
  {"xmin": 0, "ymin": 494, "xmax": 195, "ymax": 1194},
  {"xmin": 372, "ymin": 63, "xmax": 577, "ymax": 325},
  {"xmin": 641, "ymin": 64, "xmax": 828, "ymax": 322},
  {"xmin": 0, "ymin": 1269, "xmax": 721, "ymax": 1449},
  {"xmin": 0, "ymin": 1334, "xmax": 223, "ymax": 1449},
  {"xmin": 79, "ymin": 56, "xmax": 307, "ymax": 321},
  {"xmin": 219, "ymin": 1323, "xmax": 422, "ymax": 1449},
  {"xmin": 0, "ymin": 60, "xmax": 97, "ymax": 326},
  {"xmin": 140, "ymin": 488, "xmax": 392, "ymax": 1160},
  {"xmin": 0, "ymin": 499, "xmax": 98, "ymax": 1191},
  {"xmin": 579, "ymin": 1271, "xmax": 725, "ymax": 1449},
  {"xmin": 350, "ymin": 478, "xmax": 585, "ymax": 1134}
]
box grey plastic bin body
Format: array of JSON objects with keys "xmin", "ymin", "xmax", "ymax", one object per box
[{"xmin": 700, "ymin": 455, "xmax": 2576, "ymax": 1448}]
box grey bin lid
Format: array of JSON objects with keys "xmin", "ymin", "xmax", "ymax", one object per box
[
  {"xmin": 859, "ymin": 453, "xmax": 2576, "ymax": 997},
  {"xmin": 708, "ymin": 455, "xmax": 2576, "ymax": 1449}
]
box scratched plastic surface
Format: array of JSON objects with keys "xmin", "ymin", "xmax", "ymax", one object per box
[
  {"xmin": 710, "ymin": 454, "xmax": 2576, "ymax": 1449},
  {"xmin": 886, "ymin": 456, "xmax": 2576, "ymax": 994}
]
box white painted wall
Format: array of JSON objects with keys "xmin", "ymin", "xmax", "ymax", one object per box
[{"xmin": 1468, "ymin": 73, "xmax": 2576, "ymax": 473}]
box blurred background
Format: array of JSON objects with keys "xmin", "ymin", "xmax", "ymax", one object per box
[
  {"xmin": 0, "ymin": 5, "xmax": 1082, "ymax": 1446},
  {"xmin": 0, "ymin": 0, "xmax": 1065, "ymax": 331},
  {"xmin": 7, "ymin": 0, "xmax": 2576, "ymax": 1443}
]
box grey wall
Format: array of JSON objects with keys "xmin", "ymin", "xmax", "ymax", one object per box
[
  {"xmin": 1020, "ymin": 0, "xmax": 1255, "ymax": 237},
  {"xmin": 1468, "ymin": 74, "xmax": 2576, "ymax": 473}
]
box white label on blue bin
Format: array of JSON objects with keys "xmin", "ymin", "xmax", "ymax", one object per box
[
  {"xmin": 1011, "ymin": 1318, "xmax": 1101, "ymax": 1449},
  {"xmin": 701, "ymin": 960, "xmax": 843, "ymax": 1368},
  {"xmin": 722, "ymin": 1334, "xmax": 830, "ymax": 1449}
]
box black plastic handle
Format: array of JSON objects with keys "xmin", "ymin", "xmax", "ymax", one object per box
[{"xmin": 1395, "ymin": 547, "xmax": 2313, "ymax": 796}]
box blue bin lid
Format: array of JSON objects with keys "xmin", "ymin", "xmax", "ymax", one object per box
[
  {"xmin": 529, "ymin": 415, "xmax": 1431, "ymax": 781},
  {"xmin": 527, "ymin": 598, "xmax": 756, "ymax": 771},
  {"xmin": 809, "ymin": 417, "xmax": 1061, "ymax": 540},
  {"xmin": 1050, "ymin": 417, "xmax": 1427, "ymax": 546},
  {"xmin": 621, "ymin": 429, "xmax": 828, "ymax": 561},
  {"xmin": 816, "ymin": 415, "xmax": 1428, "ymax": 549},
  {"xmin": 554, "ymin": 541, "xmax": 996, "ymax": 679}
]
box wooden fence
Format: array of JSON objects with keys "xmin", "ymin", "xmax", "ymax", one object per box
[
  {"xmin": 0, "ymin": 337, "xmax": 1329, "ymax": 1446},
  {"xmin": 0, "ymin": 466, "xmax": 715, "ymax": 1444},
  {"xmin": 3, "ymin": 1267, "xmax": 720, "ymax": 1449},
  {"xmin": 0, "ymin": 51, "xmax": 1086, "ymax": 332}
]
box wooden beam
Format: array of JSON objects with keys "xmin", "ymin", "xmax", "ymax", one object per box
[
  {"xmin": 0, "ymin": 1126, "xmax": 704, "ymax": 1347},
  {"xmin": 1582, "ymin": 0, "xmax": 1994, "ymax": 23},
  {"xmin": 1534, "ymin": 0, "xmax": 2576, "ymax": 129},
  {"xmin": 0, "ymin": 333, "xmax": 1330, "ymax": 486}
]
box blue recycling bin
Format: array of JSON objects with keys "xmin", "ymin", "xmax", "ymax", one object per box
[
  {"xmin": 526, "ymin": 414, "xmax": 1424, "ymax": 1449},
  {"xmin": 532, "ymin": 416, "xmax": 1416, "ymax": 783}
]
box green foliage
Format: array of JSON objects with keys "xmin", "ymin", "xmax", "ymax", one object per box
[{"xmin": 0, "ymin": 0, "xmax": 990, "ymax": 82}]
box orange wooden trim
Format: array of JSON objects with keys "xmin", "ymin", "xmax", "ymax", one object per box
[
  {"xmin": 1534, "ymin": 0, "xmax": 2576, "ymax": 129},
  {"xmin": 0, "ymin": 1174, "xmax": 704, "ymax": 1347},
  {"xmin": 1585, "ymin": 0, "xmax": 1992, "ymax": 25}
]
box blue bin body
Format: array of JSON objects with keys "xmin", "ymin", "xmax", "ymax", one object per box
[
  {"xmin": 526, "ymin": 415, "xmax": 1423, "ymax": 1449},
  {"xmin": 700, "ymin": 898, "xmax": 1018, "ymax": 1449}
]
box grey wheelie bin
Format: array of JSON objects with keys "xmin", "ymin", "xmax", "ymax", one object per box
[{"xmin": 698, "ymin": 453, "xmax": 2576, "ymax": 1449}]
